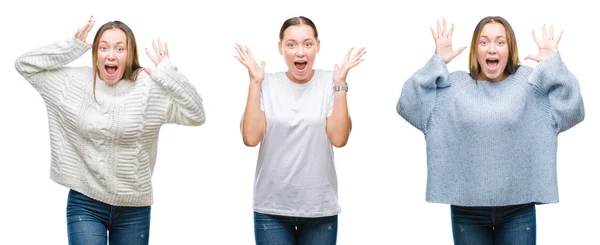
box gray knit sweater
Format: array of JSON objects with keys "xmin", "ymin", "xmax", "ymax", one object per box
[{"xmin": 396, "ymin": 51, "xmax": 584, "ymax": 206}]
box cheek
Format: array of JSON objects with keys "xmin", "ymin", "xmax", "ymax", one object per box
[
  {"xmin": 283, "ymin": 51, "xmax": 295, "ymax": 62},
  {"xmin": 96, "ymin": 54, "xmax": 106, "ymax": 65},
  {"xmin": 501, "ymin": 48, "xmax": 510, "ymax": 61},
  {"xmin": 306, "ymin": 49, "xmax": 317, "ymax": 60},
  {"xmin": 476, "ymin": 48, "xmax": 486, "ymax": 59},
  {"xmin": 118, "ymin": 54, "xmax": 128, "ymax": 68}
]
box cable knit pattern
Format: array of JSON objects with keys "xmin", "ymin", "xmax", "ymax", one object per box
[
  {"xmin": 396, "ymin": 52, "xmax": 584, "ymax": 206},
  {"xmin": 15, "ymin": 37, "xmax": 206, "ymax": 206}
]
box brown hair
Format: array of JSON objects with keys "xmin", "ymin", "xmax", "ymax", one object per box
[
  {"xmin": 468, "ymin": 16, "xmax": 520, "ymax": 80},
  {"xmin": 279, "ymin": 16, "xmax": 319, "ymax": 41},
  {"xmin": 92, "ymin": 21, "xmax": 142, "ymax": 85}
]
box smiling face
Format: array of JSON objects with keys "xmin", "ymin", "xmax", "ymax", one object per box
[
  {"xmin": 279, "ymin": 24, "xmax": 320, "ymax": 84},
  {"xmin": 96, "ymin": 28, "xmax": 128, "ymax": 85},
  {"xmin": 475, "ymin": 22, "xmax": 509, "ymax": 82}
]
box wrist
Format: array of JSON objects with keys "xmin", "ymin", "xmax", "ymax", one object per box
[
  {"xmin": 334, "ymin": 80, "xmax": 346, "ymax": 86},
  {"xmin": 333, "ymin": 83, "xmax": 348, "ymax": 92},
  {"xmin": 249, "ymin": 82, "xmax": 261, "ymax": 90}
]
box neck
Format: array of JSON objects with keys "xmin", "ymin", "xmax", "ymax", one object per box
[
  {"xmin": 477, "ymin": 72, "xmax": 508, "ymax": 83},
  {"xmin": 286, "ymin": 70, "xmax": 315, "ymax": 84}
]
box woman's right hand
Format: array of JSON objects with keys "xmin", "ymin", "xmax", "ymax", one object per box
[
  {"xmin": 234, "ymin": 43, "xmax": 265, "ymax": 85},
  {"xmin": 430, "ymin": 18, "xmax": 465, "ymax": 64},
  {"xmin": 74, "ymin": 16, "xmax": 94, "ymax": 47}
]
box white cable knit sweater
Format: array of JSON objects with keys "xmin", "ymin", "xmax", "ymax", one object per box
[{"xmin": 15, "ymin": 37, "xmax": 206, "ymax": 206}]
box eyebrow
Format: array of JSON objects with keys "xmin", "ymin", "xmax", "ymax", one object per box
[
  {"xmin": 284, "ymin": 38, "xmax": 315, "ymax": 42},
  {"xmin": 99, "ymin": 40, "xmax": 127, "ymax": 45},
  {"xmin": 479, "ymin": 35, "xmax": 506, "ymax": 38}
]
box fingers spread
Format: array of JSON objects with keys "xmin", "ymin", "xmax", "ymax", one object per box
[
  {"xmin": 345, "ymin": 47, "xmax": 354, "ymax": 61},
  {"xmin": 430, "ymin": 27, "xmax": 437, "ymax": 41},
  {"xmin": 542, "ymin": 24, "xmax": 548, "ymax": 40},
  {"xmin": 152, "ymin": 39, "xmax": 160, "ymax": 56},
  {"xmin": 260, "ymin": 61, "xmax": 266, "ymax": 71},
  {"xmin": 442, "ymin": 18, "xmax": 447, "ymax": 37},
  {"xmin": 556, "ymin": 30, "xmax": 564, "ymax": 44},
  {"xmin": 436, "ymin": 20, "xmax": 441, "ymax": 39},
  {"xmin": 145, "ymin": 48, "xmax": 156, "ymax": 63},
  {"xmin": 531, "ymin": 29, "xmax": 541, "ymax": 46}
]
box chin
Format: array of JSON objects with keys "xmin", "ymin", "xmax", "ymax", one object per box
[{"xmin": 102, "ymin": 76, "xmax": 121, "ymax": 85}]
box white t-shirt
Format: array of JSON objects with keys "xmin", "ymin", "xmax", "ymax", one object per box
[{"xmin": 253, "ymin": 70, "xmax": 339, "ymax": 218}]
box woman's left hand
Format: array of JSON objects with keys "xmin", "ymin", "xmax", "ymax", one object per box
[
  {"xmin": 333, "ymin": 47, "xmax": 366, "ymax": 86},
  {"xmin": 144, "ymin": 38, "xmax": 169, "ymax": 74},
  {"xmin": 525, "ymin": 24, "xmax": 563, "ymax": 62}
]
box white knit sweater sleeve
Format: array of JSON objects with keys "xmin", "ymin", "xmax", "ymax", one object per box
[
  {"xmin": 14, "ymin": 37, "xmax": 90, "ymax": 95},
  {"xmin": 148, "ymin": 57, "xmax": 206, "ymax": 126}
]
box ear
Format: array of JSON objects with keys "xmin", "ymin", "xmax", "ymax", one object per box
[
  {"xmin": 278, "ymin": 42, "xmax": 283, "ymax": 55},
  {"xmin": 317, "ymin": 39, "xmax": 320, "ymax": 53}
]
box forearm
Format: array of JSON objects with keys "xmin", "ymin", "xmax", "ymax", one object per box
[
  {"xmin": 151, "ymin": 57, "xmax": 205, "ymax": 125},
  {"xmin": 327, "ymin": 91, "xmax": 351, "ymax": 148},
  {"xmin": 15, "ymin": 37, "xmax": 89, "ymax": 90},
  {"xmin": 397, "ymin": 54, "xmax": 450, "ymax": 131},
  {"xmin": 530, "ymin": 51, "xmax": 584, "ymax": 132},
  {"xmin": 242, "ymin": 82, "xmax": 266, "ymax": 146}
]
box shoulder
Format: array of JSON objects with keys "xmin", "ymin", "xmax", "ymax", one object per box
[
  {"xmin": 313, "ymin": 69, "xmax": 334, "ymax": 85},
  {"xmin": 448, "ymin": 70, "xmax": 473, "ymax": 87},
  {"xmin": 314, "ymin": 69, "xmax": 333, "ymax": 79},
  {"xmin": 136, "ymin": 69, "xmax": 151, "ymax": 82},
  {"xmin": 263, "ymin": 71, "xmax": 286, "ymax": 88},
  {"xmin": 264, "ymin": 72, "xmax": 283, "ymax": 82},
  {"xmin": 515, "ymin": 65, "xmax": 533, "ymax": 78}
]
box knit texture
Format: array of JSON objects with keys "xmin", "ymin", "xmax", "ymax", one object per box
[
  {"xmin": 396, "ymin": 52, "xmax": 584, "ymax": 206},
  {"xmin": 15, "ymin": 37, "xmax": 205, "ymax": 207}
]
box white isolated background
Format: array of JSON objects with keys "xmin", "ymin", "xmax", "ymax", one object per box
[{"xmin": 0, "ymin": 0, "xmax": 597, "ymax": 244}]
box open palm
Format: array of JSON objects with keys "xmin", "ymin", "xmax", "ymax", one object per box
[
  {"xmin": 525, "ymin": 24, "xmax": 563, "ymax": 62},
  {"xmin": 430, "ymin": 18, "xmax": 465, "ymax": 64}
]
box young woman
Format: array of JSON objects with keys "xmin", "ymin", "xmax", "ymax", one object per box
[
  {"xmin": 396, "ymin": 16, "xmax": 584, "ymax": 244},
  {"xmin": 15, "ymin": 16, "xmax": 206, "ymax": 245},
  {"xmin": 235, "ymin": 16, "xmax": 365, "ymax": 244}
]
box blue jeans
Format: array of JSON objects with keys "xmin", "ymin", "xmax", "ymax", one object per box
[
  {"xmin": 66, "ymin": 189, "xmax": 151, "ymax": 245},
  {"xmin": 254, "ymin": 212, "xmax": 338, "ymax": 245},
  {"xmin": 451, "ymin": 203, "xmax": 536, "ymax": 245}
]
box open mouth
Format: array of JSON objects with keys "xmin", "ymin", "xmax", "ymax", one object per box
[
  {"xmin": 294, "ymin": 61, "xmax": 307, "ymax": 71},
  {"xmin": 105, "ymin": 65, "xmax": 118, "ymax": 76},
  {"xmin": 485, "ymin": 58, "xmax": 499, "ymax": 70}
]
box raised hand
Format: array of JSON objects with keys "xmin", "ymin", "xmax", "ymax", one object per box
[
  {"xmin": 333, "ymin": 47, "xmax": 366, "ymax": 86},
  {"xmin": 74, "ymin": 15, "xmax": 95, "ymax": 47},
  {"xmin": 234, "ymin": 43, "xmax": 265, "ymax": 85},
  {"xmin": 430, "ymin": 18, "xmax": 465, "ymax": 64},
  {"xmin": 525, "ymin": 24, "xmax": 563, "ymax": 62},
  {"xmin": 144, "ymin": 38, "xmax": 169, "ymax": 75}
]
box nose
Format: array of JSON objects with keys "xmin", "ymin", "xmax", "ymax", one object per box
[
  {"xmin": 488, "ymin": 43, "xmax": 497, "ymax": 54},
  {"xmin": 296, "ymin": 46, "xmax": 305, "ymax": 57},
  {"xmin": 107, "ymin": 49, "xmax": 116, "ymax": 60}
]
